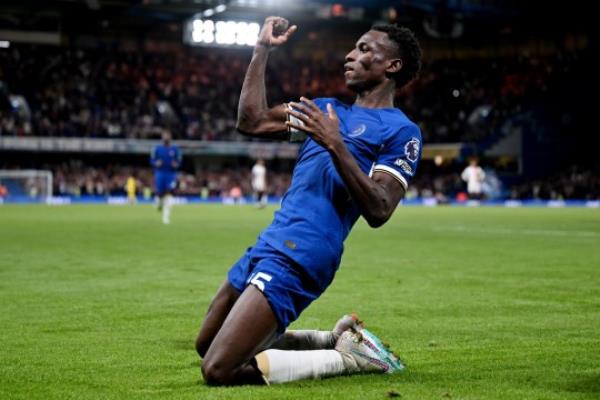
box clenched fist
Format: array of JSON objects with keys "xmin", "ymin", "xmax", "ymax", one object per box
[{"xmin": 257, "ymin": 16, "xmax": 297, "ymax": 48}]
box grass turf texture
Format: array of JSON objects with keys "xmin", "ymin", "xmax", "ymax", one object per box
[{"xmin": 0, "ymin": 205, "xmax": 599, "ymax": 400}]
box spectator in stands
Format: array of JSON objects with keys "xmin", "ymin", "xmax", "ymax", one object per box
[{"xmin": 0, "ymin": 43, "xmax": 582, "ymax": 145}]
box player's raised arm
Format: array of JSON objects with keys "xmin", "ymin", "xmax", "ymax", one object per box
[
  {"xmin": 150, "ymin": 147, "xmax": 162, "ymax": 168},
  {"xmin": 236, "ymin": 17, "xmax": 297, "ymax": 136}
]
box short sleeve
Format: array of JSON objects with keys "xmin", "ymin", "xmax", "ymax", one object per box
[{"xmin": 372, "ymin": 124, "xmax": 422, "ymax": 189}]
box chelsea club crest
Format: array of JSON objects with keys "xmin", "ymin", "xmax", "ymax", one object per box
[
  {"xmin": 404, "ymin": 138, "xmax": 420, "ymax": 163},
  {"xmin": 348, "ymin": 124, "xmax": 366, "ymax": 137}
]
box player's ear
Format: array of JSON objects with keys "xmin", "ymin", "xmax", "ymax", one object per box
[{"xmin": 386, "ymin": 58, "xmax": 402, "ymax": 74}]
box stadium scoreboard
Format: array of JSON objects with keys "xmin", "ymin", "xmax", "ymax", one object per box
[{"xmin": 183, "ymin": 17, "xmax": 260, "ymax": 48}]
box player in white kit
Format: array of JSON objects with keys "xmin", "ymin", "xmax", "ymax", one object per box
[
  {"xmin": 251, "ymin": 159, "xmax": 268, "ymax": 208},
  {"xmin": 461, "ymin": 158, "xmax": 486, "ymax": 200}
]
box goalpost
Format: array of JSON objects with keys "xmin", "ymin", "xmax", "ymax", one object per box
[{"xmin": 0, "ymin": 170, "xmax": 53, "ymax": 203}]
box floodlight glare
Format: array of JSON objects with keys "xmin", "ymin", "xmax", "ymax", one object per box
[
  {"xmin": 186, "ymin": 18, "xmax": 259, "ymax": 47},
  {"xmin": 193, "ymin": 19, "xmax": 203, "ymax": 31},
  {"xmin": 246, "ymin": 22, "xmax": 259, "ymax": 45},
  {"xmin": 192, "ymin": 29, "xmax": 203, "ymax": 43},
  {"xmin": 202, "ymin": 31, "xmax": 215, "ymax": 44},
  {"xmin": 225, "ymin": 21, "xmax": 237, "ymax": 44},
  {"xmin": 235, "ymin": 22, "xmax": 248, "ymax": 45}
]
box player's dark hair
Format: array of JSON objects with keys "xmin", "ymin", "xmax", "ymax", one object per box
[{"xmin": 371, "ymin": 24, "xmax": 422, "ymax": 88}]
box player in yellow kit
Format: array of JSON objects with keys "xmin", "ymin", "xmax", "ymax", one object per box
[{"xmin": 126, "ymin": 175, "xmax": 137, "ymax": 204}]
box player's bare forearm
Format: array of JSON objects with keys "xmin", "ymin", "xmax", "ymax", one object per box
[
  {"xmin": 285, "ymin": 98, "xmax": 404, "ymax": 227},
  {"xmin": 328, "ymin": 141, "xmax": 404, "ymax": 227},
  {"xmin": 237, "ymin": 45, "xmax": 270, "ymax": 132},
  {"xmin": 236, "ymin": 17, "xmax": 296, "ymax": 136}
]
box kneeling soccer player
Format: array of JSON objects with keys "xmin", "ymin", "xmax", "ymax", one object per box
[{"xmin": 195, "ymin": 16, "xmax": 423, "ymax": 385}]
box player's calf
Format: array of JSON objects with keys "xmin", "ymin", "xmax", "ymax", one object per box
[
  {"xmin": 269, "ymin": 313, "xmax": 363, "ymax": 351},
  {"xmin": 254, "ymin": 317, "xmax": 402, "ymax": 384}
]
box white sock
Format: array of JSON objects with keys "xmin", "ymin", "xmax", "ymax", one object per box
[
  {"xmin": 162, "ymin": 195, "xmax": 172, "ymax": 224},
  {"xmin": 270, "ymin": 330, "xmax": 335, "ymax": 350},
  {"xmin": 255, "ymin": 349, "xmax": 345, "ymax": 384}
]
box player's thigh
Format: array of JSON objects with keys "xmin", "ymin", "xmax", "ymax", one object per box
[
  {"xmin": 196, "ymin": 280, "xmax": 240, "ymax": 357},
  {"xmin": 197, "ymin": 244, "xmax": 254, "ymax": 356},
  {"xmin": 168, "ymin": 174, "xmax": 177, "ymax": 192},
  {"xmin": 154, "ymin": 173, "xmax": 163, "ymax": 191},
  {"xmin": 201, "ymin": 285, "xmax": 278, "ymax": 376}
]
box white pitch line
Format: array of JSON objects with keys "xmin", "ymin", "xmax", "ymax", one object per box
[{"xmin": 432, "ymin": 225, "xmax": 600, "ymax": 238}]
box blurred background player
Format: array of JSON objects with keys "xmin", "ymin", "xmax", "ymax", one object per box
[
  {"xmin": 125, "ymin": 172, "xmax": 138, "ymax": 205},
  {"xmin": 151, "ymin": 131, "xmax": 181, "ymax": 224},
  {"xmin": 0, "ymin": 183, "xmax": 7, "ymax": 200},
  {"xmin": 251, "ymin": 159, "xmax": 268, "ymax": 208},
  {"xmin": 461, "ymin": 158, "xmax": 486, "ymax": 200}
]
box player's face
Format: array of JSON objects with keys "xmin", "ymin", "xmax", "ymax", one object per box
[{"xmin": 344, "ymin": 30, "xmax": 398, "ymax": 92}]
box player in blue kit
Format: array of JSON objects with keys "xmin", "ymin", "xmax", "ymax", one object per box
[
  {"xmin": 151, "ymin": 131, "xmax": 181, "ymax": 224},
  {"xmin": 195, "ymin": 17, "xmax": 422, "ymax": 385}
]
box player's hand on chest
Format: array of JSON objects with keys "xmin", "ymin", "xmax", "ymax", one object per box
[{"xmin": 338, "ymin": 113, "xmax": 386, "ymax": 154}]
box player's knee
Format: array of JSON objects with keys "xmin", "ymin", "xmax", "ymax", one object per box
[
  {"xmin": 195, "ymin": 336, "xmax": 208, "ymax": 358},
  {"xmin": 201, "ymin": 358, "xmax": 233, "ymax": 386}
]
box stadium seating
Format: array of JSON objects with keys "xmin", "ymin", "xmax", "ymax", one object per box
[{"xmin": 0, "ymin": 45, "xmax": 582, "ymax": 144}]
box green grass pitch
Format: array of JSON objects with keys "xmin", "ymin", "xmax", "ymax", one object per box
[{"xmin": 1, "ymin": 205, "xmax": 599, "ymax": 399}]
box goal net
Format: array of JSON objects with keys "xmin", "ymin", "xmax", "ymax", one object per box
[{"xmin": 0, "ymin": 170, "xmax": 53, "ymax": 203}]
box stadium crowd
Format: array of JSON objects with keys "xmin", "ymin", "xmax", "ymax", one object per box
[
  {"xmin": 408, "ymin": 165, "xmax": 599, "ymax": 201},
  {"xmin": 506, "ymin": 166, "xmax": 599, "ymax": 201},
  {"xmin": 0, "ymin": 44, "xmax": 578, "ymax": 144},
  {"xmin": 47, "ymin": 163, "xmax": 292, "ymax": 199},
  {"xmin": 1, "ymin": 41, "xmax": 594, "ymax": 201},
  {"xmin": 2, "ymin": 162, "xmax": 597, "ymax": 201}
]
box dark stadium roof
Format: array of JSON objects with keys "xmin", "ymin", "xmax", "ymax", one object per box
[{"xmin": 0, "ymin": 0, "xmax": 595, "ymax": 37}]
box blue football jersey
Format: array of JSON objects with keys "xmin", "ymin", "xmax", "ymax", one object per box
[
  {"xmin": 151, "ymin": 144, "xmax": 182, "ymax": 173},
  {"xmin": 259, "ymin": 97, "xmax": 422, "ymax": 289}
]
